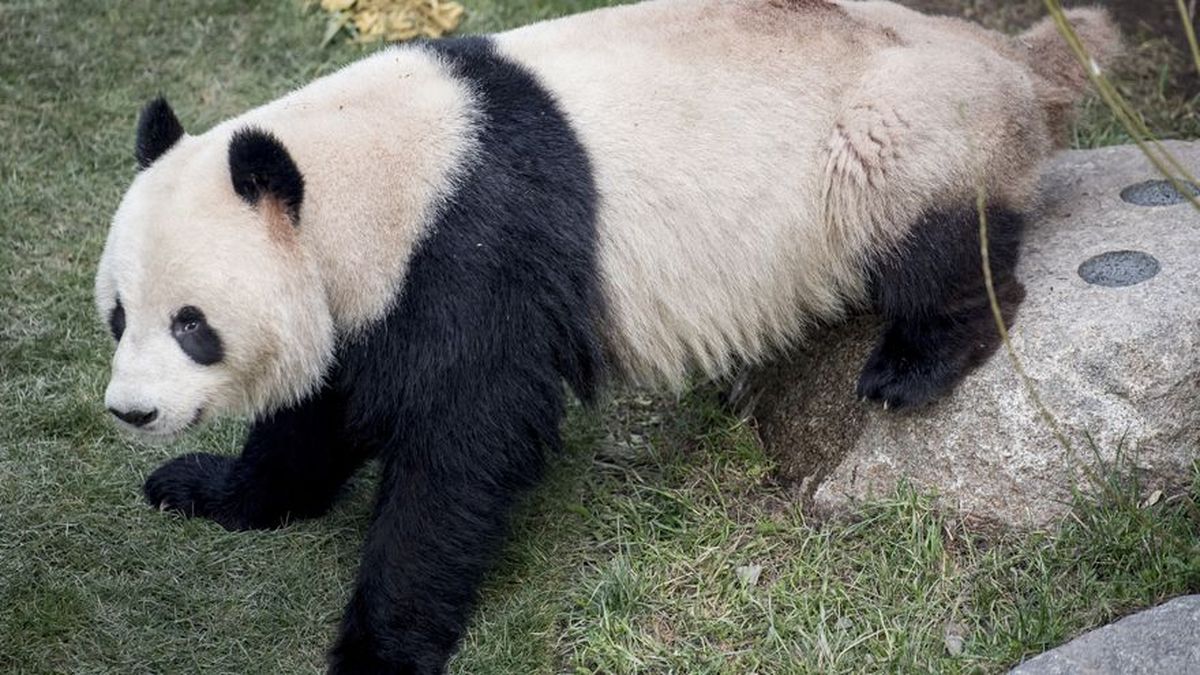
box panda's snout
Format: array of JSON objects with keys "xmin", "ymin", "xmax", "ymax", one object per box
[{"xmin": 108, "ymin": 406, "xmax": 158, "ymax": 428}]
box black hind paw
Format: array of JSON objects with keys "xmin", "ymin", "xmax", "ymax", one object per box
[
  {"xmin": 856, "ymin": 347, "xmax": 958, "ymax": 409},
  {"xmin": 856, "ymin": 318, "xmax": 971, "ymax": 410},
  {"xmin": 143, "ymin": 453, "xmax": 249, "ymax": 530}
]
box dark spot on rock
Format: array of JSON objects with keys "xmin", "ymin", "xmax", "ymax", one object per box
[
  {"xmin": 1078, "ymin": 250, "xmax": 1160, "ymax": 287},
  {"xmin": 1119, "ymin": 179, "xmax": 1199, "ymax": 207}
]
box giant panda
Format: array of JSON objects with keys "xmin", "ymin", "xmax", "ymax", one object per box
[{"xmin": 94, "ymin": 0, "xmax": 1120, "ymax": 671}]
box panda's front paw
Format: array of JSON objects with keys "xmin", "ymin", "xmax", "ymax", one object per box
[
  {"xmin": 329, "ymin": 617, "xmax": 446, "ymax": 675},
  {"xmin": 327, "ymin": 650, "xmax": 404, "ymax": 675},
  {"xmin": 328, "ymin": 640, "xmax": 426, "ymax": 675},
  {"xmin": 143, "ymin": 453, "xmax": 245, "ymax": 530}
]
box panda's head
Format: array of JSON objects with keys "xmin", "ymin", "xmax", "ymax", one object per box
[{"xmin": 95, "ymin": 98, "xmax": 335, "ymax": 438}]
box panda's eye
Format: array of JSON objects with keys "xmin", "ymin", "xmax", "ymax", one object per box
[
  {"xmin": 109, "ymin": 298, "xmax": 126, "ymax": 342},
  {"xmin": 172, "ymin": 306, "xmax": 205, "ymax": 334},
  {"xmin": 171, "ymin": 305, "xmax": 224, "ymax": 366}
]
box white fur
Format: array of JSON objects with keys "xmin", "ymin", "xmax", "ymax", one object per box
[
  {"xmin": 97, "ymin": 140, "xmax": 335, "ymax": 434},
  {"xmin": 97, "ymin": 48, "xmax": 479, "ymax": 434}
]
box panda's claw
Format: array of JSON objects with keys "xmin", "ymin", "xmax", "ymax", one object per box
[{"xmin": 856, "ymin": 350, "xmax": 952, "ymax": 410}]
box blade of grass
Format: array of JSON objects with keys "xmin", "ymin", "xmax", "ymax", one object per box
[{"xmin": 1178, "ymin": 0, "xmax": 1200, "ymax": 75}]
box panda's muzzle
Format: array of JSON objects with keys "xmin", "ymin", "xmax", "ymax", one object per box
[{"xmin": 108, "ymin": 406, "xmax": 158, "ymax": 428}]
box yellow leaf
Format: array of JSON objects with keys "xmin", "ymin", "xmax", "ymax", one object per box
[{"xmin": 317, "ymin": 0, "xmax": 465, "ymax": 44}]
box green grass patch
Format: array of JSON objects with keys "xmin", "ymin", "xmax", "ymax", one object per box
[{"xmin": 1, "ymin": 1, "xmax": 1197, "ymax": 673}]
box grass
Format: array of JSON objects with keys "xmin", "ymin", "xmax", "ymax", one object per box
[{"xmin": 1, "ymin": 1, "xmax": 1197, "ymax": 673}]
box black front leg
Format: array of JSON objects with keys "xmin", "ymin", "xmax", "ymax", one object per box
[
  {"xmin": 320, "ymin": 35, "xmax": 606, "ymax": 670},
  {"xmin": 144, "ymin": 385, "xmax": 372, "ymax": 530},
  {"xmin": 327, "ymin": 373, "xmax": 562, "ymax": 675},
  {"xmin": 329, "ymin": 460, "xmax": 523, "ymax": 674}
]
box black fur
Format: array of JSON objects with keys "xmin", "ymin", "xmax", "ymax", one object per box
[
  {"xmin": 327, "ymin": 38, "xmax": 604, "ymax": 674},
  {"xmin": 227, "ymin": 128, "xmax": 306, "ymax": 223},
  {"xmin": 144, "ymin": 384, "xmax": 368, "ymax": 530},
  {"xmin": 135, "ymin": 97, "xmax": 184, "ymax": 169},
  {"xmin": 142, "ymin": 38, "xmax": 603, "ymax": 674},
  {"xmin": 858, "ymin": 206, "xmax": 1025, "ymax": 408},
  {"xmin": 108, "ymin": 298, "xmax": 126, "ymax": 342},
  {"xmin": 171, "ymin": 305, "xmax": 224, "ymax": 366}
]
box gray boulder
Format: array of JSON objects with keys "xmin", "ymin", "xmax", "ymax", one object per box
[
  {"xmin": 737, "ymin": 141, "xmax": 1200, "ymax": 527},
  {"xmin": 1009, "ymin": 595, "xmax": 1200, "ymax": 674}
]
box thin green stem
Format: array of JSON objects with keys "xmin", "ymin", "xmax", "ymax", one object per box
[
  {"xmin": 1177, "ymin": 0, "xmax": 1200, "ymax": 76},
  {"xmin": 976, "ymin": 189, "xmax": 1075, "ymax": 458}
]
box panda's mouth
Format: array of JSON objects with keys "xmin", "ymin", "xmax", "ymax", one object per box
[
  {"xmin": 187, "ymin": 407, "xmax": 206, "ymax": 429},
  {"xmin": 162, "ymin": 407, "xmax": 206, "ymax": 435}
]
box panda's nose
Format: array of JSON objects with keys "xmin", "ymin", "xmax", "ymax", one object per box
[{"xmin": 108, "ymin": 407, "xmax": 158, "ymax": 427}]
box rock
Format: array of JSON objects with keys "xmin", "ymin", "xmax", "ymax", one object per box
[
  {"xmin": 737, "ymin": 141, "xmax": 1200, "ymax": 527},
  {"xmin": 1009, "ymin": 595, "xmax": 1200, "ymax": 674}
]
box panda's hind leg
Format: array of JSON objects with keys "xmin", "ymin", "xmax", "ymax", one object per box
[
  {"xmin": 856, "ymin": 206, "xmax": 1025, "ymax": 409},
  {"xmin": 825, "ymin": 41, "xmax": 1044, "ymax": 408}
]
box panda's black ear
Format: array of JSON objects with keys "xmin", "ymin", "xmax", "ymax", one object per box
[
  {"xmin": 228, "ymin": 127, "xmax": 305, "ymax": 225},
  {"xmin": 135, "ymin": 97, "xmax": 184, "ymax": 169}
]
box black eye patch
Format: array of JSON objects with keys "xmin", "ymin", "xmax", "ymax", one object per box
[
  {"xmin": 171, "ymin": 306, "xmax": 224, "ymax": 366},
  {"xmin": 109, "ymin": 299, "xmax": 126, "ymax": 342}
]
